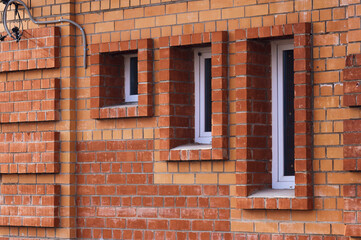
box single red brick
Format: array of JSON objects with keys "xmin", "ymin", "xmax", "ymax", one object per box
[{"xmin": 169, "ymin": 220, "xmax": 190, "ymax": 230}]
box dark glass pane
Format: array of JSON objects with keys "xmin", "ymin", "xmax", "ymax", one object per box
[
  {"xmin": 283, "ymin": 50, "xmax": 295, "ymax": 176},
  {"xmin": 204, "ymin": 58, "xmax": 212, "ymax": 132},
  {"xmin": 130, "ymin": 57, "xmax": 138, "ymax": 95}
]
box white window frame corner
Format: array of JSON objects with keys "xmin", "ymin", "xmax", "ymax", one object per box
[
  {"xmin": 271, "ymin": 39, "xmax": 295, "ymax": 190},
  {"xmin": 124, "ymin": 53, "xmax": 139, "ymax": 103},
  {"xmin": 194, "ymin": 47, "xmax": 212, "ymax": 144}
]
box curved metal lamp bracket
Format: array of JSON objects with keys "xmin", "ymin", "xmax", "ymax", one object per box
[{"xmin": 3, "ymin": 0, "xmax": 88, "ymax": 68}]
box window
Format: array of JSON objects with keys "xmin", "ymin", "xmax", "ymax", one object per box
[
  {"xmin": 271, "ymin": 40, "xmax": 295, "ymax": 189},
  {"xmin": 235, "ymin": 23, "xmax": 312, "ymax": 210},
  {"xmin": 124, "ymin": 54, "xmax": 138, "ymax": 103},
  {"xmin": 194, "ymin": 48, "xmax": 212, "ymax": 144},
  {"xmin": 156, "ymin": 32, "xmax": 228, "ymax": 161},
  {"xmin": 90, "ymin": 38, "xmax": 153, "ymax": 119}
]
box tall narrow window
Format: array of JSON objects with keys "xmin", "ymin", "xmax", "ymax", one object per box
[
  {"xmin": 124, "ymin": 54, "xmax": 138, "ymax": 102},
  {"xmin": 271, "ymin": 40, "xmax": 295, "ymax": 189},
  {"xmin": 195, "ymin": 48, "xmax": 212, "ymax": 144}
]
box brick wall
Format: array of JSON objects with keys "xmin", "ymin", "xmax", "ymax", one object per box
[{"xmin": 0, "ymin": 0, "xmax": 359, "ymax": 239}]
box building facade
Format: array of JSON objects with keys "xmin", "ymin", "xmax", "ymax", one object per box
[{"xmin": 0, "ymin": 0, "xmax": 359, "ymax": 239}]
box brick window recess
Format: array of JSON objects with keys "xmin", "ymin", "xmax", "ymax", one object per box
[
  {"xmin": 0, "ymin": 131, "xmax": 60, "ymax": 174},
  {"xmin": 0, "ymin": 78, "xmax": 60, "ymax": 123},
  {"xmin": 234, "ymin": 23, "xmax": 313, "ymax": 210},
  {"xmin": 156, "ymin": 31, "xmax": 228, "ymax": 161},
  {"xmin": 0, "ymin": 184, "xmax": 60, "ymax": 227},
  {"xmin": 90, "ymin": 39, "xmax": 153, "ymax": 119},
  {"xmin": 0, "ymin": 27, "xmax": 60, "ymax": 72}
]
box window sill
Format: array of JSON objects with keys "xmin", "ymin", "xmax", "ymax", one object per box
[
  {"xmin": 166, "ymin": 143, "xmax": 227, "ymax": 161},
  {"xmin": 172, "ymin": 143, "xmax": 212, "ymax": 150},
  {"xmin": 249, "ymin": 189, "xmax": 295, "ymax": 198},
  {"xmin": 237, "ymin": 188, "xmax": 312, "ymax": 210},
  {"xmin": 91, "ymin": 103, "xmax": 153, "ymax": 119}
]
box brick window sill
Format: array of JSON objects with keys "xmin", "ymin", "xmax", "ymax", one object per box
[
  {"xmin": 167, "ymin": 144, "xmax": 227, "ymax": 161},
  {"xmin": 91, "ymin": 103, "xmax": 153, "ymax": 119},
  {"xmin": 237, "ymin": 188, "xmax": 312, "ymax": 210}
]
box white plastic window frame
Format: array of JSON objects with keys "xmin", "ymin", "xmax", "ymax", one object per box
[
  {"xmin": 271, "ymin": 40, "xmax": 295, "ymax": 190},
  {"xmin": 124, "ymin": 53, "xmax": 138, "ymax": 103},
  {"xmin": 194, "ymin": 48, "xmax": 212, "ymax": 144}
]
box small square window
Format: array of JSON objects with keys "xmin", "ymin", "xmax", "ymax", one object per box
[{"xmin": 90, "ymin": 39, "xmax": 153, "ymax": 119}]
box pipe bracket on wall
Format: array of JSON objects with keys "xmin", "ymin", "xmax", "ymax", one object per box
[{"xmin": 2, "ymin": 0, "xmax": 88, "ymax": 68}]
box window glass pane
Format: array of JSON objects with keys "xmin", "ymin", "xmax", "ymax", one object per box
[
  {"xmin": 204, "ymin": 58, "xmax": 212, "ymax": 132},
  {"xmin": 130, "ymin": 57, "xmax": 138, "ymax": 95},
  {"xmin": 283, "ymin": 49, "xmax": 295, "ymax": 176}
]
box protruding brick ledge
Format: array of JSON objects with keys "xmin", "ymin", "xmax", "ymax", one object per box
[
  {"xmin": 344, "ymin": 119, "xmax": 361, "ymax": 171},
  {"xmin": 0, "ymin": 184, "xmax": 60, "ymax": 227},
  {"xmin": 344, "ymin": 185, "xmax": 361, "ymax": 237},
  {"xmin": 0, "ymin": 78, "xmax": 60, "ymax": 123},
  {"xmin": 345, "ymin": 225, "xmax": 361, "ymax": 237},
  {"xmin": 343, "ymin": 54, "xmax": 361, "ymax": 107},
  {"xmin": 343, "ymin": 56, "xmax": 361, "ymax": 171},
  {"xmin": 0, "ymin": 132, "xmax": 60, "ymax": 174},
  {"xmin": 0, "ymin": 27, "xmax": 60, "ymax": 72}
]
